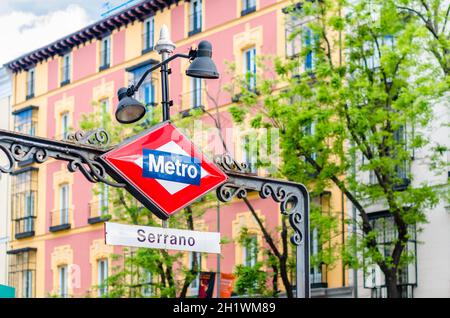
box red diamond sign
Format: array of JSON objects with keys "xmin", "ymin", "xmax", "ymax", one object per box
[{"xmin": 100, "ymin": 122, "xmax": 228, "ymax": 220}]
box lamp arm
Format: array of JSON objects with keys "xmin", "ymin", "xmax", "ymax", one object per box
[{"xmin": 131, "ymin": 53, "xmax": 191, "ymax": 94}]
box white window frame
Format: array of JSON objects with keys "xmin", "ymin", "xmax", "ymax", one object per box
[
  {"xmin": 243, "ymin": 47, "xmax": 257, "ymax": 91},
  {"xmin": 242, "ymin": 0, "xmax": 257, "ymax": 12},
  {"xmin": 58, "ymin": 265, "xmax": 68, "ymax": 298},
  {"xmin": 100, "ymin": 36, "xmax": 111, "ymax": 68},
  {"xmin": 62, "ymin": 53, "xmax": 71, "ymax": 83},
  {"xmin": 143, "ymin": 17, "xmax": 155, "ymax": 51},
  {"xmin": 61, "ymin": 112, "xmax": 69, "ymax": 139},
  {"xmin": 188, "ymin": 252, "xmax": 201, "ymax": 293},
  {"xmin": 98, "ymin": 183, "xmax": 109, "ymax": 216},
  {"xmin": 242, "ymin": 235, "xmax": 258, "ymax": 267},
  {"xmin": 22, "ymin": 270, "xmax": 33, "ymax": 298},
  {"xmin": 27, "ymin": 68, "xmax": 35, "ymax": 97},
  {"xmin": 98, "ymin": 259, "xmax": 108, "ymax": 297},
  {"xmin": 59, "ymin": 184, "xmax": 69, "ymax": 225},
  {"xmin": 189, "ymin": 0, "xmax": 202, "ymax": 33}
]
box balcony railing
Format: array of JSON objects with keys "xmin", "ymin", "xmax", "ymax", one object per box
[
  {"xmin": 14, "ymin": 216, "xmax": 36, "ymax": 239},
  {"xmin": 49, "ymin": 209, "xmax": 71, "ymax": 232},
  {"xmin": 88, "ymin": 200, "xmax": 112, "ymax": 224}
]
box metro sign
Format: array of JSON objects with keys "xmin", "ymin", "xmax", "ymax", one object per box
[{"xmin": 99, "ymin": 121, "xmax": 227, "ymax": 220}]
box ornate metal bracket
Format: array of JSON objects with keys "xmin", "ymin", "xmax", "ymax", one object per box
[
  {"xmin": 214, "ymin": 153, "xmax": 310, "ymax": 298},
  {"xmin": 0, "ymin": 129, "xmax": 123, "ymax": 188}
]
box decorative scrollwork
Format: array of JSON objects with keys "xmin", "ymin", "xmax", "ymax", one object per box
[
  {"xmin": 260, "ymin": 183, "xmax": 288, "ymax": 202},
  {"xmin": 10, "ymin": 144, "xmax": 49, "ymax": 163},
  {"xmin": 259, "ymin": 182, "xmax": 302, "ymax": 245},
  {"xmin": 0, "ymin": 133, "xmax": 124, "ymax": 188},
  {"xmin": 66, "ymin": 129, "xmax": 111, "ymax": 147},
  {"xmin": 216, "ymin": 183, "xmax": 249, "ymax": 202},
  {"xmin": 214, "ymin": 153, "xmax": 248, "ymax": 173},
  {"xmin": 218, "ymin": 175, "xmax": 305, "ymax": 247}
]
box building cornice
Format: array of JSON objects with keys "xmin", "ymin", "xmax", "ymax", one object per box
[{"xmin": 4, "ymin": 0, "xmax": 184, "ymax": 73}]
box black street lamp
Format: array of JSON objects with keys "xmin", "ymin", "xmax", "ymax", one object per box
[{"xmin": 115, "ymin": 25, "xmax": 219, "ymax": 124}]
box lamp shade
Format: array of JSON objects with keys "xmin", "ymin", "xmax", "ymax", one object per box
[
  {"xmin": 115, "ymin": 87, "xmax": 147, "ymax": 124},
  {"xmin": 186, "ymin": 41, "xmax": 219, "ymax": 79}
]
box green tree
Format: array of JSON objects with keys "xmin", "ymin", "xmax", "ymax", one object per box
[{"xmin": 228, "ymin": 0, "xmax": 448, "ymax": 298}]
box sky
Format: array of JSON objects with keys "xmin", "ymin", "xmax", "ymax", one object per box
[{"xmin": 0, "ymin": 1, "xmax": 125, "ymax": 66}]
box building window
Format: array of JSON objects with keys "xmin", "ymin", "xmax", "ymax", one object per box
[
  {"xmin": 127, "ymin": 65, "xmax": 155, "ymax": 126},
  {"xmin": 50, "ymin": 183, "xmax": 71, "ymax": 232},
  {"xmin": 8, "ymin": 248, "xmax": 36, "ymax": 298},
  {"xmin": 98, "ymin": 183, "xmax": 109, "ymax": 216},
  {"xmin": 129, "ymin": 67, "xmax": 155, "ymax": 107},
  {"xmin": 188, "ymin": 252, "xmax": 201, "ymax": 294},
  {"xmin": 190, "ymin": 78, "xmax": 203, "ymax": 108},
  {"xmin": 364, "ymin": 35, "xmax": 395, "ymax": 71},
  {"xmin": 363, "ymin": 212, "xmax": 417, "ymax": 298},
  {"xmin": 393, "ymin": 125, "xmax": 410, "ymax": 190},
  {"xmin": 11, "ymin": 169, "xmax": 38, "ymax": 239},
  {"xmin": 285, "ymin": 12, "xmax": 302, "ymax": 58},
  {"xmin": 59, "ymin": 184, "xmax": 69, "ymax": 225},
  {"xmin": 141, "ymin": 271, "xmax": 154, "ymax": 297},
  {"xmin": 243, "ymin": 47, "xmax": 257, "ymax": 91},
  {"xmin": 241, "ymin": 0, "xmax": 256, "ymax": 16},
  {"xmin": 100, "ymin": 36, "xmax": 111, "ymax": 70},
  {"xmin": 304, "ymin": 121, "xmax": 317, "ymax": 158},
  {"xmin": 61, "ymin": 112, "xmax": 70, "ymax": 139},
  {"xmin": 188, "ymin": 0, "xmax": 202, "ymax": 36},
  {"xmin": 99, "ymin": 98, "xmax": 110, "ymax": 127},
  {"xmin": 14, "ymin": 107, "xmax": 37, "ymax": 136},
  {"xmin": 241, "ymin": 135, "xmax": 258, "ymax": 174},
  {"xmin": 242, "ymin": 235, "xmax": 258, "ymax": 267},
  {"xmin": 303, "ymin": 27, "xmax": 315, "ymax": 72},
  {"xmin": 143, "ymin": 17, "xmax": 155, "ymax": 53},
  {"xmin": 58, "ymin": 265, "xmax": 68, "ymax": 298},
  {"xmin": 310, "ymin": 227, "xmax": 322, "ymax": 285},
  {"xmin": 97, "ymin": 259, "xmax": 108, "ymax": 297},
  {"xmin": 61, "ymin": 53, "xmax": 71, "ymax": 85},
  {"xmin": 26, "ymin": 68, "xmax": 35, "ymax": 99}
]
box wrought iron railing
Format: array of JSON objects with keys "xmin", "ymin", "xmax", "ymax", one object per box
[
  {"xmin": 14, "ymin": 216, "xmax": 36, "ymax": 239},
  {"xmin": 88, "ymin": 200, "xmax": 112, "ymax": 224},
  {"xmin": 50, "ymin": 208, "xmax": 71, "ymax": 231}
]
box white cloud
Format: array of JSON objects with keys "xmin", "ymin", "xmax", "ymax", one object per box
[{"xmin": 0, "ymin": 4, "xmax": 92, "ymax": 66}]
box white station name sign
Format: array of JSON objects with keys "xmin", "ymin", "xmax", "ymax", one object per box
[{"xmin": 104, "ymin": 222, "xmax": 221, "ymax": 254}]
